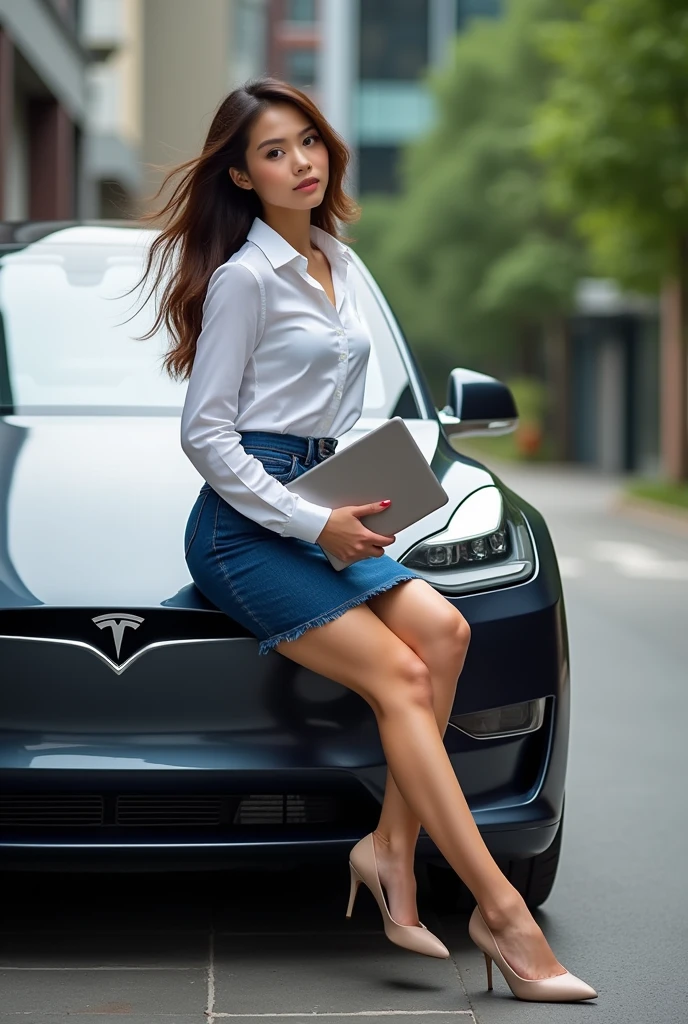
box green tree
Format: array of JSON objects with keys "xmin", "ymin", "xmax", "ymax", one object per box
[
  {"xmin": 533, "ymin": 0, "xmax": 688, "ymax": 480},
  {"xmin": 353, "ymin": 0, "xmax": 583, "ymax": 455}
]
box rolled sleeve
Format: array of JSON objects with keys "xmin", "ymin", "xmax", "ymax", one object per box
[{"xmin": 180, "ymin": 262, "xmax": 333, "ymax": 544}]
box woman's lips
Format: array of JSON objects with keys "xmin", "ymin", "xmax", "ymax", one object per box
[{"xmin": 294, "ymin": 179, "xmax": 319, "ymax": 191}]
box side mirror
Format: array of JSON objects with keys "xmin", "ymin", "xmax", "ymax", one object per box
[{"xmin": 438, "ymin": 368, "xmax": 518, "ymax": 439}]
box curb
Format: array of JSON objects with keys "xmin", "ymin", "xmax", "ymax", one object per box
[{"xmin": 614, "ymin": 494, "xmax": 688, "ymax": 538}]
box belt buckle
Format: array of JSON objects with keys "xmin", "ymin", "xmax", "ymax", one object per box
[{"xmin": 317, "ymin": 438, "xmax": 336, "ymax": 459}]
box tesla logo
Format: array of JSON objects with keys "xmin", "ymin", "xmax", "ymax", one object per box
[{"xmin": 91, "ymin": 613, "xmax": 145, "ymax": 659}]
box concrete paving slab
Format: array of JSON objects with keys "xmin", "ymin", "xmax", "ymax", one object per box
[
  {"xmin": 1, "ymin": 872, "xmax": 213, "ymax": 932},
  {"xmin": 0, "ymin": 1018, "xmax": 472, "ymax": 1023},
  {"xmin": 211, "ymin": 868, "xmax": 388, "ymax": 933},
  {"xmin": 0, "ymin": 904, "xmax": 214, "ymax": 933},
  {"xmin": 0, "ymin": 928, "xmax": 209, "ymax": 968},
  {"xmin": 211, "ymin": 932, "xmax": 468, "ymax": 1016},
  {"xmin": 0, "ymin": 967, "xmax": 207, "ymax": 1015},
  {"xmin": 207, "ymin": 1016, "xmax": 474, "ymax": 1022}
]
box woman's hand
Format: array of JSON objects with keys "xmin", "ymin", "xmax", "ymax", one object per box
[{"xmin": 316, "ymin": 501, "xmax": 395, "ymax": 563}]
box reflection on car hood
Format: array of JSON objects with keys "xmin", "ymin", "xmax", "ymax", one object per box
[{"xmin": 0, "ymin": 415, "xmax": 493, "ymax": 608}]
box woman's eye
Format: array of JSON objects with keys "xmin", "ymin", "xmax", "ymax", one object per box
[{"xmin": 267, "ymin": 135, "xmax": 320, "ymax": 159}]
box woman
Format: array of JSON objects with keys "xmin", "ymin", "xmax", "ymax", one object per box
[{"xmin": 134, "ymin": 76, "xmax": 596, "ymax": 1004}]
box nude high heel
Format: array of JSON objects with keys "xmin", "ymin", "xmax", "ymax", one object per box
[
  {"xmin": 345, "ymin": 832, "xmax": 450, "ymax": 959},
  {"xmin": 468, "ymin": 904, "xmax": 598, "ymax": 1002}
]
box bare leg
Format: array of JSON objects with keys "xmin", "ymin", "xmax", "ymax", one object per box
[
  {"xmin": 374, "ymin": 693, "xmax": 566, "ymax": 980},
  {"xmin": 274, "ymin": 599, "xmax": 567, "ymax": 981},
  {"xmin": 372, "ymin": 626, "xmax": 467, "ymax": 925}
]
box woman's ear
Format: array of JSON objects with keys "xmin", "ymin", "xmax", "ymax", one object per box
[{"xmin": 229, "ymin": 168, "xmax": 252, "ymax": 191}]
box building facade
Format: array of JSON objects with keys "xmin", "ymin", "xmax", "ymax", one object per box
[
  {"xmin": 267, "ymin": 0, "xmax": 318, "ymax": 91},
  {"xmin": 0, "ymin": 0, "xmax": 89, "ymax": 219},
  {"xmin": 568, "ymin": 282, "xmax": 660, "ymax": 475},
  {"xmin": 80, "ymin": 0, "xmax": 143, "ymax": 218},
  {"xmin": 357, "ymin": 0, "xmax": 500, "ymax": 194},
  {"xmin": 256, "ymin": 0, "xmax": 502, "ymax": 196},
  {"xmin": 138, "ymin": 0, "xmax": 236, "ymax": 214}
]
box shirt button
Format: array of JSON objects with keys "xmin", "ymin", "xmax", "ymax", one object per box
[
  {"xmin": 336, "ymin": 328, "xmax": 344, "ymax": 335},
  {"xmin": 335, "ymin": 390, "xmax": 342, "ymax": 399},
  {"xmin": 339, "ymin": 353, "xmax": 347, "ymax": 362}
]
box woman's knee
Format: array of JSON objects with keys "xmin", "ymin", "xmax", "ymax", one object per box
[
  {"xmin": 428, "ymin": 605, "xmax": 471, "ymax": 665},
  {"xmin": 374, "ymin": 653, "xmax": 435, "ymax": 714},
  {"xmin": 455, "ymin": 610, "xmax": 471, "ymax": 652}
]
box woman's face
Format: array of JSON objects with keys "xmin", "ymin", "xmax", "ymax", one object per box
[{"xmin": 230, "ymin": 102, "xmax": 329, "ymax": 212}]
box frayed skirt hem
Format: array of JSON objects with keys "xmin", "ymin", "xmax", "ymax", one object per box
[{"xmin": 257, "ymin": 574, "xmax": 417, "ymax": 657}]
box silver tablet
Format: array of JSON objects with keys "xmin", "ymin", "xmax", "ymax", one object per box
[{"xmin": 285, "ymin": 417, "xmax": 450, "ymax": 570}]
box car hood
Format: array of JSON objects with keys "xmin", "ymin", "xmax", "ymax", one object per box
[{"xmin": 0, "ymin": 414, "xmax": 493, "ymax": 608}]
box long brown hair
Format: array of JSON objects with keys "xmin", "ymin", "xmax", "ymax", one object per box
[{"xmin": 127, "ymin": 76, "xmax": 361, "ymax": 382}]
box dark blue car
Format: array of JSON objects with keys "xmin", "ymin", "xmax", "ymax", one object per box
[{"xmin": 0, "ymin": 222, "xmax": 568, "ymax": 911}]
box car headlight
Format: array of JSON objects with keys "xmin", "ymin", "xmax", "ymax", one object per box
[{"xmin": 399, "ymin": 486, "xmax": 535, "ymax": 594}]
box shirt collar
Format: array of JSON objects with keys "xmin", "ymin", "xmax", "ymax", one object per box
[{"xmin": 246, "ymin": 215, "xmax": 351, "ymax": 270}]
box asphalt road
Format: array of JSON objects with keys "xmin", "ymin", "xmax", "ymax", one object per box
[
  {"xmin": 2, "ymin": 461, "xmax": 686, "ymax": 1023},
  {"xmin": 440, "ymin": 459, "xmax": 688, "ymax": 1024}
]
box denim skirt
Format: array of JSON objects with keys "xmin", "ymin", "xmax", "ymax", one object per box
[{"xmin": 183, "ymin": 430, "xmax": 423, "ymax": 657}]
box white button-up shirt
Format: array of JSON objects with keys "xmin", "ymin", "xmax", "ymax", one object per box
[{"xmin": 180, "ymin": 216, "xmax": 372, "ymax": 544}]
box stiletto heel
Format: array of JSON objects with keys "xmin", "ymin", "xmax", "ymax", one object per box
[
  {"xmin": 345, "ymin": 863, "xmax": 362, "ymax": 918},
  {"xmin": 483, "ymin": 951, "xmax": 493, "ymax": 990},
  {"xmin": 468, "ymin": 904, "xmax": 598, "ymax": 1002},
  {"xmin": 345, "ymin": 832, "xmax": 450, "ymax": 959}
]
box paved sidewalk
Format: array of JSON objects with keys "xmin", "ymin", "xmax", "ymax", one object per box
[{"xmin": 0, "ymin": 867, "xmax": 474, "ymax": 1022}]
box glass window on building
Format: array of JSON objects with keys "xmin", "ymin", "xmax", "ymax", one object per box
[
  {"xmin": 233, "ymin": 0, "xmax": 268, "ymax": 83},
  {"xmin": 456, "ymin": 0, "xmax": 501, "ymax": 28},
  {"xmin": 285, "ymin": 0, "xmax": 317, "ymax": 22},
  {"xmin": 358, "ymin": 146, "xmax": 403, "ymax": 196},
  {"xmin": 284, "ymin": 47, "xmax": 317, "ymax": 87},
  {"xmin": 360, "ymin": 0, "xmax": 429, "ymax": 80}
]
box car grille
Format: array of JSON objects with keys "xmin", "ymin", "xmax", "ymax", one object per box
[
  {"xmin": 0, "ymin": 791, "xmax": 372, "ymax": 836},
  {"xmin": 0, "ymin": 794, "xmax": 105, "ymax": 827}
]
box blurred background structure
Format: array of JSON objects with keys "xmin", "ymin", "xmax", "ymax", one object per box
[
  {"xmin": 0, "ymin": 0, "xmax": 685, "ymax": 502},
  {"xmin": 0, "ymin": 0, "xmax": 90, "ymax": 220},
  {"xmin": 0, "ymin": 0, "xmax": 504, "ymax": 220}
]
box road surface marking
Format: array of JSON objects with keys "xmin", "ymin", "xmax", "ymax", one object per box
[{"xmin": 591, "ymin": 542, "xmax": 688, "ymax": 580}]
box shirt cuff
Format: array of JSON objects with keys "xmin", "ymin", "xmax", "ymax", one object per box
[{"xmin": 282, "ymin": 495, "xmax": 333, "ymax": 544}]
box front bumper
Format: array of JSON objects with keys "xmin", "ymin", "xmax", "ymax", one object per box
[{"xmin": 0, "ymin": 751, "xmax": 562, "ymax": 871}]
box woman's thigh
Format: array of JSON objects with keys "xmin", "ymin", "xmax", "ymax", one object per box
[
  {"xmin": 366, "ymin": 577, "xmax": 470, "ymax": 661},
  {"xmin": 272, "ymin": 585, "xmax": 433, "ymax": 712}
]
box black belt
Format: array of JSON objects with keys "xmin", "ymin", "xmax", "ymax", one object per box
[{"xmin": 317, "ymin": 437, "xmax": 337, "ymax": 459}]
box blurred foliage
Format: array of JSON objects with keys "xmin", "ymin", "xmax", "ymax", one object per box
[
  {"xmin": 626, "ymin": 479, "xmax": 688, "ymax": 511},
  {"xmin": 533, "ymin": 0, "xmax": 688, "ymax": 292},
  {"xmin": 508, "ymin": 374, "xmax": 551, "ymax": 423},
  {"xmin": 351, "ymin": 0, "xmax": 585, "ymax": 407}
]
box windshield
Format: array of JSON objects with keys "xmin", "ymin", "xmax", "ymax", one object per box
[{"xmin": 0, "ymin": 226, "xmax": 417, "ymax": 418}]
